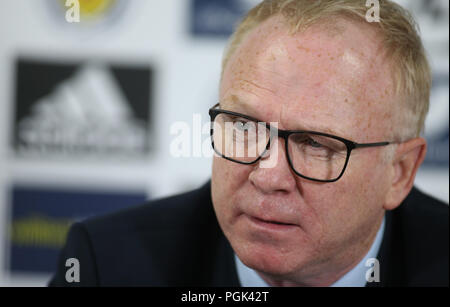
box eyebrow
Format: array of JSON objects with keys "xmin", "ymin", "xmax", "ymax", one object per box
[
  {"xmin": 221, "ymin": 97, "xmax": 258, "ymax": 116},
  {"xmin": 220, "ymin": 96, "xmax": 350, "ymax": 138}
]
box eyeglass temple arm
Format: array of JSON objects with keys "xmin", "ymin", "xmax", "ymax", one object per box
[{"xmin": 353, "ymin": 141, "xmax": 391, "ymax": 149}]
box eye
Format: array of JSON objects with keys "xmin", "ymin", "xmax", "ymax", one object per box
[
  {"xmin": 235, "ymin": 121, "xmax": 245, "ymax": 129},
  {"xmin": 234, "ymin": 119, "xmax": 253, "ymax": 132},
  {"xmin": 306, "ymin": 138, "xmax": 323, "ymax": 148}
]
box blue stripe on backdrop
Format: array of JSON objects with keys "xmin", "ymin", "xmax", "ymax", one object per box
[{"xmin": 7, "ymin": 186, "xmax": 147, "ymax": 274}]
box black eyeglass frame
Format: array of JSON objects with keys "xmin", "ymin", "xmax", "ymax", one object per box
[{"xmin": 209, "ymin": 103, "xmax": 392, "ymax": 182}]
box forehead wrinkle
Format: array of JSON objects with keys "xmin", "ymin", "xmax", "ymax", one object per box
[
  {"xmin": 243, "ymin": 60, "xmax": 296, "ymax": 97},
  {"xmin": 223, "ymin": 94, "xmax": 353, "ymax": 139},
  {"xmin": 239, "ymin": 78, "xmax": 278, "ymax": 96}
]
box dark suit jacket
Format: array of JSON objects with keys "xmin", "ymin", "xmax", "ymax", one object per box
[{"xmin": 49, "ymin": 181, "xmax": 449, "ymax": 287}]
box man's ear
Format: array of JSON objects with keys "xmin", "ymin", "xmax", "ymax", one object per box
[{"xmin": 384, "ymin": 137, "xmax": 427, "ymax": 211}]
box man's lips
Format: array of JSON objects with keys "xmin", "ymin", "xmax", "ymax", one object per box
[{"xmin": 244, "ymin": 214, "xmax": 299, "ymax": 231}]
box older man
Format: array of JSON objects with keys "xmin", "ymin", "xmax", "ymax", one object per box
[{"xmin": 50, "ymin": 0, "xmax": 448, "ymax": 287}]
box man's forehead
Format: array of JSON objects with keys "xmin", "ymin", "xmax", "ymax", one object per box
[
  {"xmin": 231, "ymin": 15, "xmax": 386, "ymax": 73},
  {"xmin": 222, "ymin": 94, "xmax": 355, "ymax": 139},
  {"xmin": 220, "ymin": 15, "xmax": 396, "ymax": 140}
]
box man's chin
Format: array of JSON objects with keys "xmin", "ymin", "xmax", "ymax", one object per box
[{"xmin": 234, "ymin": 243, "xmax": 301, "ymax": 277}]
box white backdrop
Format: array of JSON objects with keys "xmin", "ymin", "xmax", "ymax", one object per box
[{"xmin": 0, "ymin": 0, "xmax": 448, "ymax": 286}]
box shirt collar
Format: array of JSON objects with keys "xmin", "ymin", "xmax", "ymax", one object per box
[{"xmin": 235, "ymin": 216, "xmax": 385, "ymax": 287}]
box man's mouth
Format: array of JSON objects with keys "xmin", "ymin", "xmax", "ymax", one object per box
[{"xmin": 245, "ymin": 214, "xmax": 298, "ymax": 231}]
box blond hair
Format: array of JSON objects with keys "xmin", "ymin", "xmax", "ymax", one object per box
[{"xmin": 221, "ymin": 0, "xmax": 431, "ymax": 139}]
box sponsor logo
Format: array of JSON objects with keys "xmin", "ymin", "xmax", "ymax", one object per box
[
  {"xmin": 423, "ymin": 73, "xmax": 449, "ymax": 167},
  {"xmin": 191, "ymin": 0, "xmax": 260, "ymax": 37},
  {"xmin": 397, "ymin": 0, "xmax": 449, "ymax": 66},
  {"xmin": 49, "ymin": 0, "xmax": 129, "ymax": 28},
  {"xmin": 13, "ymin": 59, "xmax": 153, "ymax": 159},
  {"xmin": 6, "ymin": 185, "xmax": 147, "ymax": 273}
]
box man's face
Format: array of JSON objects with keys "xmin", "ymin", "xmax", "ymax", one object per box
[{"xmin": 212, "ymin": 17, "xmax": 397, "ymax": 282}]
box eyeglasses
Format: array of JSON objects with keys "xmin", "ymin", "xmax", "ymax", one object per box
[{"xmin": 209, "ymin": 103, "xmax": 392, "ymax": 182}]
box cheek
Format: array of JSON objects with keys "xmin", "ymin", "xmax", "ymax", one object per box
[
  {"xmin": 336, "ymin": 163, "xmax": 381, "ymax": 211},
  {"xmin": 346, "ymin": 151, "xmax": 390, "ymax": 197},
  {"xmin": 299, "ymin": 154, "xmax": 386, "ymax": 233},
  {"xmin": 212, "ymin": 157, "xmax": 251, "ymax": 191},
  {"xmin": 337, "ymin": 158, "xmax": 388, "ymax": 223},
  {"xmin": 211, "ymin": 157, "xmax": 253, "ymax": 218}
]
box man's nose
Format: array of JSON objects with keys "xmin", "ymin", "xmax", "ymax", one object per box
[{"xmin": 248, "ymin": 137, "xmax": 297, "ymax": 194}]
